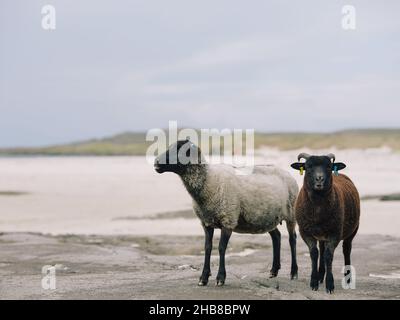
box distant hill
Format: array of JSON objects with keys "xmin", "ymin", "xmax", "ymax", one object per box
[
  {"xmin": 0, "ymin": 132, "xmax": 148, "ymax": 156},
  {"xmin": 255, "ymin": 128, "xmax": 400, "ymax": 151},
  {"xmin": 0, "ymin": 129, "xmax": 399, "ymax": 156}
]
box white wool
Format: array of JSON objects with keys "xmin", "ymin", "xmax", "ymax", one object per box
[{"xmin": 180, "ymin": 164, "xmax": 298, "ymax": 234}]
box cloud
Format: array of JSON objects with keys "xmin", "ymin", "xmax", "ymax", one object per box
[{"xmin": 1, "ymin": 0, "xmax": 400, "ymax": 146}]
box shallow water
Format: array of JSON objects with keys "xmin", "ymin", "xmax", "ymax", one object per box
[{"xmin": 0, "ymin": 149, "xmax": 399, "ymax": 236}]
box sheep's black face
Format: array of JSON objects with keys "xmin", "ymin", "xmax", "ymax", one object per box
[
  {"xmin": 291, "ymin": 155, "xmax": 346, "ymax": 193},
  {"xmin": 154, "ymin": 140, "xmax": 201, "ymax": 175},
  {"xmin": 304, "ymin": 156, "xmax": 335, "ymax": 192}
]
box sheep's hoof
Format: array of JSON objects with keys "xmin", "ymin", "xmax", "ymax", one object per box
[
  {"xmin": 198, "ymin": 279, "xmax": 208, "ymax": 286},
  {"xmin": 325, "ymin": 284, "xmax": 335, "ymax": 294},
  {"xmin": 310, "ymin": 279, "xmax": 319, "ymax": 291},
  {"xmin": 325, "ymin": 274, "xmax": 334, "ymax": 293},
  {"xmin": 269, "ymin": 271, "xmax": 278, "ymax": 278},
  {"xmin": 290, "ymin": 266, "xmax": 298, "ymax": 280},
  {"xmin": 216, "ymin": 280, "xmax": 225, "ymax": 286}
]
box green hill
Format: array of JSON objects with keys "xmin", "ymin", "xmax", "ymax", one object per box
[{"xmin": 0, "ymin": 129, "xmax": 399, "ymax": 156}]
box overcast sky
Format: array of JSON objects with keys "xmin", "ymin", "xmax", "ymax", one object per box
[{"xmin": 1, "ymin": 1, "xmax": 399, "ymax": 147}]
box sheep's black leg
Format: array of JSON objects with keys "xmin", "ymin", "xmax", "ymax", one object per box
[
  {"xmin": 324, "ymin": 239, "xmax": 339, "ymax": 294},
  {"xmin": 198, "ymin": 226, "xmax": 214, "ymax": 286},
  {"xmin": 289, "ymin": 232, "xmax": 298, "ymax": 279},
  {"xmin": 318, "ymin": 241, "xmax": 325, "ymax": 283},
  {"xmin": 268, "ymin": 228, "xmax": 281, "ymax": 278},
  {"xmin": 216, "ymin": 227, "xmax": 232, "ymax": 286},
  {"xmin": 342, "ymin": 239, "xmax": 352, "ymax": 287},
  {"xmin": 342, "ymin": 239, "xmax": 352, "ymax": 266},
  {"xmin": 343, "ymin": 226, "xmax": 358, "ymax": 286},
  {"xmin": 303, "ymin": 236, "xmax": 319, "ymax": 290},
  {"xmin": 287, "ymin": 222, "xmax": 298, "ymax": 279}
]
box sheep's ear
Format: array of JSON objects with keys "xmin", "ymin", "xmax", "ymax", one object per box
[
  {"xmin": 333, "ymin": 162, "xmax": 346, "ymax": 171},
  {"xmin": 291, "ymin": 162, "xmax": 305, "ymax": 171}
]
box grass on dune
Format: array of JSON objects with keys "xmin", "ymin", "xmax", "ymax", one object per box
[{"xmin": 1, "ymin": 129, "xmax": 399, "ymax": 156}]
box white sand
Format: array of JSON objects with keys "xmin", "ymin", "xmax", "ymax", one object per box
[{"xmin": 0, "ymin": 148, "xmax": 399, "ymax": 236}]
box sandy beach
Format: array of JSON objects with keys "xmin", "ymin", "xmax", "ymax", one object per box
[
  {"xmin": 0, "ymin": 151, "xmax": 399, "ymax": 299},
  {"xmin": 0, "ymin": 232, "xmax": 399, "ymax": 299}
]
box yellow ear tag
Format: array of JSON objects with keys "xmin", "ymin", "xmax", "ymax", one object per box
[{"xmin": 300, "ymin": 167, "xmax": 304, "ymax": 175}]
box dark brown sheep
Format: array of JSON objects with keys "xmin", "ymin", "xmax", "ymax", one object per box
[{"xmin": 291, "ymin": 153, "xmax": 360, "ymax": 293}]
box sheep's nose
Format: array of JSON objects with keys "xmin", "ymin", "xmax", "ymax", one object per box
[{"xmin": 315, "ymin": 175, "xmax": 324, "ymax": 182}]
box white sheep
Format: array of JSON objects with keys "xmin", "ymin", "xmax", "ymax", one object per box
[{"xmin": 155, "ymin": 139, "xmax": 299, "ymax": 286}]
